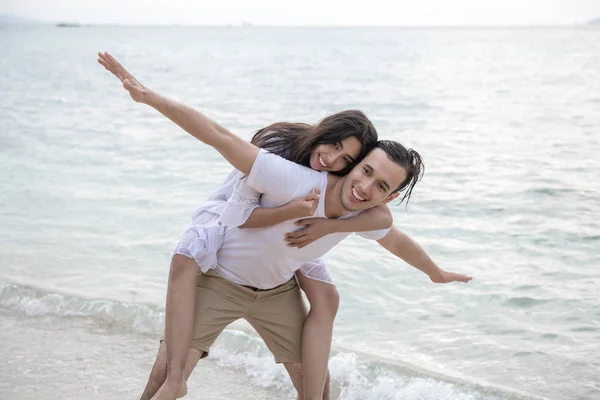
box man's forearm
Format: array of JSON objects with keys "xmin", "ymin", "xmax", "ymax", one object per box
[
  {"xmin": 377, "ymin": 226, "xmax": 443, "ymax": 280},
  {"xmin": 329, "ymin": 205, "xmax": 392, "ymax": 233},
  {"xmin": 142, "ymin": 90, "xmax": 258, "ymax": 175}
]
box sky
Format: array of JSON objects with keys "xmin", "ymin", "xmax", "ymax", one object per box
[{"xmin": 2, "ymin": 0, "xmax": 600, "ymax": 26}]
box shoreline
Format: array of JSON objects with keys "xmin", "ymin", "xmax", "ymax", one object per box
[
  {"xmin": 0, "ymin": 305, "xmax": 539, "ymax": 400},
  {"xmin": 0, "ymin": 280, "xmax": 542, "ymax": 400},
  {"xmin": 0, "ymin": 308, "xmax": 284, "ymax": 400}
]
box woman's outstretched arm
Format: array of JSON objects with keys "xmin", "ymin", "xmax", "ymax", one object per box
[{"xmin": 97, "ymin": 51, "xmax": 258, "ymax": 175}]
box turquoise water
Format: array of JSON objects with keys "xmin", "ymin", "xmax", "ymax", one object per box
[{"xmin": 1, "ymin": 26, "xmax": 599, "ymax": 399}]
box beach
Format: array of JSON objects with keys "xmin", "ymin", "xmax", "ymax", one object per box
[
  {"xmin": 1, "ymin": 25, "xmax": 599, "ymax": 399},
  {"xmin": 0, "ymin": 308, "xmax": 283, "ymax": 400}
]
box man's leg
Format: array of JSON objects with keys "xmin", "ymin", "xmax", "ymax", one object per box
[
  {"xmin": 283, "ymin": 363, "xmax": 331, "ymax": 400},
  {"xmin": 284, "ymin": 362, "xmax": 304, "ymax": 400},
  {"xmin": 139, "ymin": 341, "xmax": 204, "ymax": 400},
  {"xmin": 323, "ymin": 370, "xmax": 331, "ymax": 400},
  {"xmin": 151, "ymin": 269, "xmax": 249, "ymax": 399},
  {"xmin": 246, "ymin": 278, "xmax": 315, "ymax": 399},
  {"xmin": 153, "ymin": 254, "xmax": 200, "ymax": 400}
]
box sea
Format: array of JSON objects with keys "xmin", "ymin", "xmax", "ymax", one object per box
[{"xmin": 1, "ymin": 25, "xmax": 599, "ymax": 399}]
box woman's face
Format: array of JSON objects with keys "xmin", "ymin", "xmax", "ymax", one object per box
[{"xmin": 308, "ymin": 136, "xmax": 362, "ymax": 172}]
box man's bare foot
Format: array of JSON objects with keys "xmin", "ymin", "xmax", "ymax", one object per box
[{"xmin": 150, "ymin": 377, "xmax": 187, "ymax": 400}]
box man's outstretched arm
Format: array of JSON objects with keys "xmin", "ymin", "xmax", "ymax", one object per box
[
  {"xmin": 97, "ymin": 51, "xmax": 258, "ymax": 175},
  {"xmin": 377, "ymin": 226, "xmax": 472, "ymax": 284}
]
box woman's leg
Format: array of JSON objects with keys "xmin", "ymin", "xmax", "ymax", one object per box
[
  {"xmin": 296, "ymin": 271, "xmax": 340, "ymax": 400},
  {"xmin": 152, "ymin": 254, "xmax": 200, "ymax": 400}
]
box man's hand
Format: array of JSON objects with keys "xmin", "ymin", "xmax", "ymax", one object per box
[
  {"xmin": 97, "ymin": 51, "xmax": 149, "ymax": 103},
  {"xmin": 430, "ymin": 270, "xmax": 472, "ymax": 284},
  {"xmin": 285, "ymin": 218, "xmax": 333, "ymax": 249}
]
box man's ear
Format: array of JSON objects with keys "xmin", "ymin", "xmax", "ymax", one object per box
[{"xmin": 383, "ymin": 192, "xmax": 400, "ymax": 204}]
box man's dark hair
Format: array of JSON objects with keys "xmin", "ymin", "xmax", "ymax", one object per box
[{"xmin": 374, "ymin": 140, "xmax": 425, "ymax": 206}]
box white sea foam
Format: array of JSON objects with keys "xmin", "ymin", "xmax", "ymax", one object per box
[{"xmin": 0, "ymin": 281, "xmax": 529, "ymax": 400}]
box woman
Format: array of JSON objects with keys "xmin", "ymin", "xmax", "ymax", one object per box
[{"xmin": 97, "ymin": 51, "xmax": 472, "ymax": 400}]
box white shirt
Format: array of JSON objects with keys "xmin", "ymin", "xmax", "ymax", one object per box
[
  {"xmin": 191, "ymin": 169, "xmax": 259, "ymax": 226},
  {"xmin": 213, "ymin": 150, "xmax": 390, "ymax": 289}
]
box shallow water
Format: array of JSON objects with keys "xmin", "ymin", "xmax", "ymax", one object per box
[{"xmin": 1, "ymin": 25, "xmax": 599, "ymax": 399}]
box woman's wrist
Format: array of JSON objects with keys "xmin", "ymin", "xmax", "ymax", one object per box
[
  {"xmin": 283, "ymin": 203, "xmax": 305, "ymax": 219},
  {"xmin": 141, "ymin": 88, "xmax": 157, "ymax": 105}
]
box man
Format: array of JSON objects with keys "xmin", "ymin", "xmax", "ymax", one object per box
[{"xmin": 97, "ymin": 52, "xmax": 472, "ymax": 400}]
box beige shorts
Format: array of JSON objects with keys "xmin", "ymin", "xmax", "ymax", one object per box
[{"xmin": 175, "ymin": 270, "xmax": 307, "ymax": 364}]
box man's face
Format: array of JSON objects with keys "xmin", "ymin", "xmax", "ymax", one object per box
[{"xmin": 339, "ymin": 148, "xmax": 408, "ymax": 211}]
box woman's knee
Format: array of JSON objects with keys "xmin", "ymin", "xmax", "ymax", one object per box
[
  {"xmin": 170, "ymin": 255, "xmax": 199, "ymax": 279},
  {"xmin": 307, "ymin": 284, "xmax": 339, "ymax": 317}
]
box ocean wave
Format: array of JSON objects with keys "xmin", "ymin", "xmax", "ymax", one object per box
[
  {"xmin": 210, "ymin": 332, "xmax": 534, "ymax": 400},
  {"xmin": 502, "ymin": 296, "xmax": 550, "ymax": 308},
  {"xmin": 0, "ymin": 281, "xmax": 164, "ymax": 334},
  {"xmin": 0, "ymin": 281, "xmax": 538, "ymax": 400}
]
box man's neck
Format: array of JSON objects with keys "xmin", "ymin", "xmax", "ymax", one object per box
[{"xmin": 324, "ymin": 174, "xmax": 351, "ymax": 219}]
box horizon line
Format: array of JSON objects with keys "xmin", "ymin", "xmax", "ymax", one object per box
[
  {"xmin": 2, "ymin": 13, "xmax": 598, "ymax": 28},
  {"xmin": 4, "ymin": 22, "xmax": 596, "ymax": 29}
]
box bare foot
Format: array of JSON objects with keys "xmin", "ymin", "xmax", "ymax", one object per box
[{"xmin": 150, "ymin": 377, "xmax": 187, "ymax": 400}]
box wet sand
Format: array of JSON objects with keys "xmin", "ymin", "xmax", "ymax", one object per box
[{"xmin": 0, "ymin": 309, "xmax": 284, "ymax": 400}]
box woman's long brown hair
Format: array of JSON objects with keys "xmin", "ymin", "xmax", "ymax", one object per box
[{"xmin": 251, "ymin": 110, "xmax": 378, "ymax": 175}]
